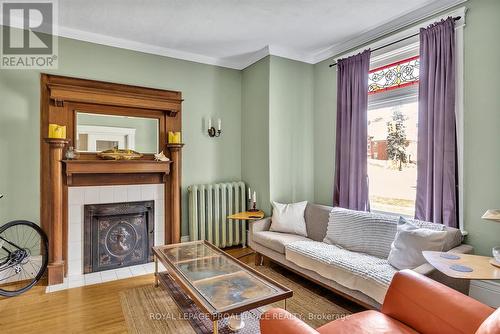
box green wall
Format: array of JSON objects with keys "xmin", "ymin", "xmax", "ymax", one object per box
[
  {"xmin": 313, "ymin": 58, "xmax": 337, "ymax": 206},
  {"xmin": 0, "ymin": 32, "xmax": 242, "ymax": 236},
  {"xmin": 312, "ymin": 0, "xmax": 500, "ymax": 255},
  {"xmin": 241, "ymin": 56, "xmax": 315, "ymax": 214},
  {"xmin": 241, "ymin": 57, "xmax": 271, "ymax": 214},
  {"xmin": 461, "ymin": 0, "xmax": 500, "ymax": 255},
  {"xmin": 269, "ymin": 56, "xmax": 315, "ymax": 203}
]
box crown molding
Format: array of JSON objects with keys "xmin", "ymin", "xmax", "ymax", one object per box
[
  {"xmin": 56, "ymin": 28, "xmax": 316, "ymax": 70},
  {"xmin": 233, "ymin": 46, "xmax": 271, "ymax": 70},
  {"xmin": 57, "ymin": 25, "xmax": 240, "ymax": 69},
  {"xmin": 312, "ymin": 0, "xmax": 468, "ymax": 64},
  {"xmin": 267, "ymin": 45, "xmax": 316, "ymax": 65},
  {"xmin": 1, "ymin": 0, "xmax": 468, "ymax": 69}
]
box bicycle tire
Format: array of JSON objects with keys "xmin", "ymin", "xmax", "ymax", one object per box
[{"xmin": 0, "ymin": 220, "xmax": 49, "ymax": 297}]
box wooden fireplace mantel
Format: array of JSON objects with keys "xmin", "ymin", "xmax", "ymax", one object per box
[
  {"xmin": 40, "ymin": 74, "xmax": 184, "ymax": 285},
  {"xmin": 63, "ymin": 160, "xmax": 172, "ymax": 186}
]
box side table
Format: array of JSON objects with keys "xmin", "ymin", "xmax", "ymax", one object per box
[{"xmin": 227, "ymin": 210, "xmax": 265, "ymax": 259}]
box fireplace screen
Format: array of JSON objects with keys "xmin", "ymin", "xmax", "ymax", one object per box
[{"xmin": 83, "ymin": 201, "xmax": 154, "ymax": 273}]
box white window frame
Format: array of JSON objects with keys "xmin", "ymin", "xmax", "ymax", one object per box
[
  {"xmin": 337, "ymin": 7, "xmax": 466, "ymax": 230},
  {"xmin": 368, "ymin": 90, "xmax": 419, "ymax": 218}
]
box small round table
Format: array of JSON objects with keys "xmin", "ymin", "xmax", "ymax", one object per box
[
  {"xmin": 422, "ymin": 251, "xmax": 500, "ymax": 279},
  {"xmin": 226, "ymin": 210, "xmax": 265, "ymax": 258}
]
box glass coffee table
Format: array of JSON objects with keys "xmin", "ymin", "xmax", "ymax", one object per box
[{"xmin": 153, "ymin": 240, "xmax": 292, "ymax": 333}]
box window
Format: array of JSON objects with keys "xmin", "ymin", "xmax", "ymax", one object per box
[{"xmin": 367, "ymin": 55, "xmax": 419, "ymax": 216}]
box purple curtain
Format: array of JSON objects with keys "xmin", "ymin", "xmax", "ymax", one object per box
[
  {"xmin": 415, "ymin": 17, "xmax": 457, "ymax": 227},
  {"xmin": 333, "ymin": 49, "xmax": 370, "ymax": 211}
]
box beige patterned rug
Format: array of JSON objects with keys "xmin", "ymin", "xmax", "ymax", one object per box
[{"xmin": 120, "ymin": 264, "xmax": 356, "ymax": 333}]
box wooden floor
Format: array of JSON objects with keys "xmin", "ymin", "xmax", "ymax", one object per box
[{"xmin": 0, "ymin": 247, "xmax": 362, "ymax": 333}]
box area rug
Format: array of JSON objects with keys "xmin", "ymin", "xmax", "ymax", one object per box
[{"xmin": 120, "ymin": 264, "xmax": 353, "ymax": 333}]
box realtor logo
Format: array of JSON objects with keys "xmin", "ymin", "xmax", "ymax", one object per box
[{"xmin": 1, "ymin": 0, "xmax": 58, "ymax": 69}]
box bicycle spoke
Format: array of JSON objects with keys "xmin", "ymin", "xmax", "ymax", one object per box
[
  {"xmin": 0, "ymin": 221, "xmax": 48, "ymax": 295},
  {"xmin": 27, "ymin": 231, "xmax": 36, "ymax": 247},
  {"xmin": 27, "ymin": 258, "xmax": 41, "ymax": 277},
  {"xmin": 0, "ymin": 266, "xmax": 17, "ymax": 283}
]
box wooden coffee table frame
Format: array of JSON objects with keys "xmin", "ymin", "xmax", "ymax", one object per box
[{"xmin": 153, "ymin": 240, "xmax": 292, "ymax": 333}]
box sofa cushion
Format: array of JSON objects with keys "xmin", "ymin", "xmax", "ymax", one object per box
[
  {"xmin": 304, "ymin": 203, "xmax": 332, "ymax": 242},
  {"xmin": 286, "ymin": 240, "xmax": 398, "ymax": 303},
  {"xmin": 441, "ymin": 226, "xmax": 463, "ymax": 251},
  {"xmin": 252, "ymin": 231, "xmax": 311, "ymax": 254},
  {"xmin": 270, "ymin": 201, "xmax": 308, "ymax": 237},
  {"xmin": 323, "ymin": 208, "xmax": 447, "ymax": 259},
  {"xmin": 388, "ymin": 217, "xmax": 447, "ymax": 270}
]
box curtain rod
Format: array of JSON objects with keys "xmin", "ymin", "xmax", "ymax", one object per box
[{"xmin": 328, "ymin": 16, "xmax": 461, "ymax": 68}]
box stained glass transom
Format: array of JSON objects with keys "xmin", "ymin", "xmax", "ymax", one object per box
[{"xmin": 368, "ymin": 56, "xmax": 419, "ymax": 94}]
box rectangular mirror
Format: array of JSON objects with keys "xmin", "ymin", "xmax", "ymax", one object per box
[{"xmin": 76, "ymin": 112, "xmax": 159, "ymax": 153}]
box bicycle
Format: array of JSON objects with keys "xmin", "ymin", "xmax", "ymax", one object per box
[{"xmin": 0, "ymin": 195, "xmax": 49, "ymax": 297}]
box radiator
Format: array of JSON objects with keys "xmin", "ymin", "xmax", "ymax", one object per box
[{"xmin": 188, "ymin": 181, "xmax": 247, "ymax": 248}]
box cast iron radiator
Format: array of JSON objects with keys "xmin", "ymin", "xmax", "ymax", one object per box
[{"xmin": 188, "ymin": 181, "xmax": 247, "ymax": 248}]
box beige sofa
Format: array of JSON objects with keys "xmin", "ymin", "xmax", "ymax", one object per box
[{"xmin": 248, "ymin": 203, "xmax": 472, "ymax": 309}]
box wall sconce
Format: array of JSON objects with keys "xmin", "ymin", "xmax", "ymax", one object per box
[{"xmin": 207, "ymin": 118, "xmax": 222, "ymax": 137}]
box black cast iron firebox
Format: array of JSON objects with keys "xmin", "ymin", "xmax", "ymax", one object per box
[{"xmin": 83, "ymin": 200, "xmax": 154, "ymax": 274}]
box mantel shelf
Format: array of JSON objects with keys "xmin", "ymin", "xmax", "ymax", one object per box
[{"xmin": 63, "ymin": 160, "xmax": 172, "ymax": 186}]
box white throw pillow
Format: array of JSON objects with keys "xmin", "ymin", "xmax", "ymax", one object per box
[
  {"xmin": 269, "ymin": 201, "xmax": 308, "ymax": 237},
  {"xmin": 388, "ymin": 217, "xmax": 447, "ymax": 270}
]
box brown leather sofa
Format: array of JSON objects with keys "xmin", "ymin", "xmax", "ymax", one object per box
[{"xmin": 260, "ymin": 270, "xmax": 499, "ymax": 334}]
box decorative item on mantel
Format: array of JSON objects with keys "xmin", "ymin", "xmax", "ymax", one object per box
[
  {"xmin": 481, "ymin": 209, "xmax": 500, "ymax": 267},
  {"xmin": 97, "ymin": 146, "xmax": 143, "ymax": 160},
  {"xmin": 48, "ymin": 123, "xmax": 66, "ymax": 139},
  {"xmin": 207, "ymin": 117, "xmax": 222, "ymax": 137},
  {"xmin": 65, "ymin": 144, "xmax": 79, "ymax": 160},
  {"xmin": 168, "ymin": 131, "xmax": 182, "ymax": 144},
  {"xmin": 154, "ymin": 151, "xmax": 170, "ymax": 162}
]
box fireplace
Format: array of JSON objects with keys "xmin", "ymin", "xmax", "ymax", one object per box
[{"xmin": 83, "ymin": 200, "xmax": 154, "ymax": 274}]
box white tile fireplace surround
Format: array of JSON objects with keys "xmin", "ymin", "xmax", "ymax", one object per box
[{"xmin": 46, "ymin": 184, "xmax": 166, "ymax": 293}]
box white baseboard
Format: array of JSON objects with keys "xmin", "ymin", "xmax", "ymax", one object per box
[
  {"xmin": 180, "ymin": 235, "xmax": 190, "ymax": 243},
  {"xmin": 469, "ymin": 280, "xmax": 500, "ymax": 307}
]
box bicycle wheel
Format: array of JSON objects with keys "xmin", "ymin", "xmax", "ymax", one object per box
[{"xmin": 0, "ymin": 220, "xmax": 48, "ymax": 297}]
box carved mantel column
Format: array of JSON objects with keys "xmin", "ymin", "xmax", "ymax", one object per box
[
  {"xmin": 167, "ymin": 143, "xmax": 184, "ymax": 244},
  {"xmin": 44, "ymin": 138, "xmax": 69, "ymax": 285}
]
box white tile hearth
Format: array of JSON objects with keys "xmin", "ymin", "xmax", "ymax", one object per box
[
  {"xmin": 45, "ymin": 263, "xmax": 159, "ymax": 293},
  {"xmin": 84, "ymin": 272, "xmax": 102, "ymax": 286},
  {"xmin": 48, "ymin": 184, "xmax": 166, "ymax": 293},
  {"xmin": 100, "ymin": 270, "xmax": 118, "ymax": 282},
  {"xmin": 115, "ymin": 267, "xmax": 134, "ymax": 280}
]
